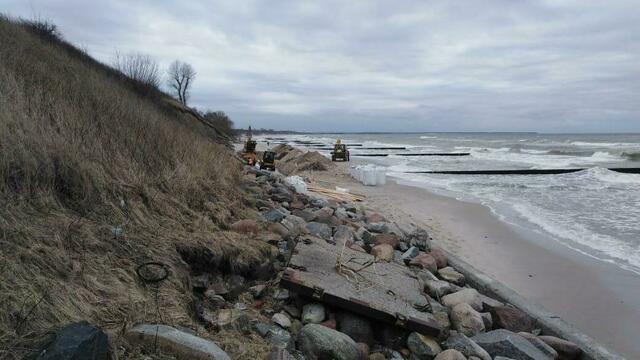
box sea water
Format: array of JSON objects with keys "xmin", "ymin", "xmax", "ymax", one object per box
[{"xmin": 262, "ymin": 133, "xmax": 640, "ymax": 274}]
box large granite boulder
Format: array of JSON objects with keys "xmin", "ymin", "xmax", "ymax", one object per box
[
  {"xmin": 451, "ymin": 303, "xmax": 486, "ymax": 337},
  {"xmin": 434, "ymin": 349, "xmax": 467, "ymax": 360},
  {"xmin": 442, "ymin": 288, "xmax": 483, "ymax": 311},
  {"xmin": 264, "ymin": 209, "xmax": 286, "ymax": 222},
  {"xmin": 305, "ymin": 222, "xmax": 332, "ymax": 240},
  {"xmin": 336, "ymin": 312, "xmax": 374, "ymax": 345},
  {"xmin": 424, "ymin": 279, "xmax": 455, "ymax": 298},
  {"xmin": 126, "ymin": 324, "xmax": 230, "ymax": 360},
  {"xmin": 472, "ymin": 329, "xmax": 553, "ymax": 360},
  {"xmin": 374, "ymin": 233, "xmax": 400, "ymax": 248},
  {"xmin": 438, "ymin": 267, "xmax": 465, "ymax": 286},
  {"xmin": 517, "ymin": 333, "xmax": 558, "ymax": 359},
  {"xmin": 442, "ymin": 332, "xmax": 491, "ymax": 360},
  {"xmin": 39, "ymin": 321, "xmax": 110, "ymax": 360},
  {"xmin": 490, "ymin": 305, "xmax": 536, "ymax": 333},
  {"xmin": 409, "ymin": 253, "xmax": 438, "ymax": 273},
  {"xmin": 298, "ymin": 324, "xmax": 360, "ymax": 360},
  {"xmin": 406, "ymin": 332, "xmax": 442, "ymax": 359},
  {"xmin": 372, "ymin": 244, "xmax": 394, "ymax": 262},
  {"xmin": 538, "ymin": 336, "xmax": 581, "ymax": 360}
]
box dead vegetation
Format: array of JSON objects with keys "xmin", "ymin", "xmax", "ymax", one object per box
[{"xmin": 0, "ymin": 16, "xmax": 270, "ymax": 358}]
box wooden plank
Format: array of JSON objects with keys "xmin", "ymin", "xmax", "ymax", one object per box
[
  {"xmin": 405, "ymin": 167, "xmax": 640, "ymax": 175},
  {"xmin": 281, "ymin": 237, "xmax": 442, "ymax": 336}
]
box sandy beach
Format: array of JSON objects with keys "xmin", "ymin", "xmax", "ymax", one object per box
[{"xmin": 303, "ymin": 161, "xmax": 640, "ymax": 359}]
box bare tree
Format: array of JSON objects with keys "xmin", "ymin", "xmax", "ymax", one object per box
[
  {"xmin": 167, "ymin": 60, "xmax": 196, "ymax": 105},
  {"xmin": 113, "ymin": 52, "xmax": 161, "ymax": 88}
]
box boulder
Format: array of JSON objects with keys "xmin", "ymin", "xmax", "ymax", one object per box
[
  {"xmin": 264, "ymin": 209, "xmax": 286, "ymax": 222},
  {"xmin": 479, "ymin": 294, "xmax": 504, "ymax": 312},
  {"xmin": 282, "ymin": 215, "xmax": 308, "ymax": 234},
  {"xmin": 126, "ymin": 324, "xmax": 230, "ymax": 360},
  {"xmin": 283, "ymin": 304, "xmax": 301, "ymax": 318},
  {"xmin": 407, "ymin": 229, "xmax": 431, "ymax": 251},
  {"xmin": 472, "ymin": 329, "xmax": 552, "ymax": 360},
  {"xmin": 367, "ymin": 222, "xmax": 390, "ymax": 233},
  {"xmin": 518, "ymin": 333, "xmax": 558, "ymax": 359},
  {"xmin": 429, "ymin": 248, "xmax": 447, "ymax": 268},
  {"xmin": 538, "ymin": 336, "xmax": 581, "ymax": 360},
  {"xmin": 292, "ymin": 208, "xmax": 316, "ymax": 222},
  {"xmin": 438, "ymin": 267, "xmax": 465, "ymax": 286},
  {"xmin": 356, "ymin": 227, "xmax": 375, "ymax": 245},
  {"xmin": 335, "ymin": 207, "xmax": 350, "ymax": 220},
  {"xmin": 302, "ymin": 303, "xmax": 326, "ymax": 324},
  {"xmin": 336, "ymin": 312, "xmax": 374, "ymax": 345},
  {"xmin": 409, "ymin": 253, "xmax": 438, "ymax": 273},
  {"xmin": 451, "ymin": 303, "xmax": 486, "ymax": 337},
  {"xmin": 424, "ymin": 279, "xmax": 454, "ymax": 298},
  {"xmin": 480, "ymin": 313, "xmax": 493, "ymax": 330},
  {"xmin": 379, "ymin": 326, "xmax": 408, "ymax": 348},
  {"xmin": 269, "ymin": 222, "xmax": 289, "ymax": 237},
  {"xmin": 273, "ymin": 312, "xmax": 292, "ymax": 329},
  {"xmin": 254, "ymin": 322, "xmax": 294, "ymax": 350},
  {"xmin": 490, "ymin": 305, "xmax": 536, "ymax": 333},
  {"xmin": 401, "ymin": 246, "xmax": 420, "ymax": 261},
  {"xmin": 371, "ymin": 244, "xmax": 394, "ymax": 262},
  {"xmin": 313, "ymin": 207, "xmax": 335, "ymax": 224},
  {"xmin": 230, "ymin": 219, "xmax": 258, "ymax": 233},
  {"xmin": 273, "ymin": 289, "xmax": 290, "ymax": 300},
  {"xmin": 39, "ymin": 321, "xmax": 109, "ymax": 360},
  {"xmin": 334, "ymin": 225, "xmax": 356, "ymax": 246},
  {"xmin": 249, "ymin": 284, "xmax": 267, "ymax": 298},
  {"xmin": 306, "ymin": 222, "xmax": 332, "ymax": 241},
  {"xmin": 442, "ymin": 288, "xmax": 483, "ymax": 311},
  {"xmin": 298, "ymin": 324, "xmax": 360, "ymax": 360},
  {"xmin": 365, "ymin": 212, "xmax": 386, "ymax": 223},
  {"xmin": 373, "ymin": 233, "xmax": 399, "ymax": 248},
  {"xmin": 434, "ymin": 349, "xmax": 468, "ymax": 360},
  {"xmin": 442, "ymin": 332, "xmax": 491, "ymax": 360},
  {"xmin": 406, "ymin": 332, "xmax": 442, "ymax": 359}
]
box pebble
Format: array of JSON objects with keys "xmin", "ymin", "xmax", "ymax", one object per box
[
  {"xmin": 302, "ymin": 302, "xmax": 326, "ymax": 324},
  {"xmin": 272, "ymin": 312, "xmax": 292, "ymax": 329}
]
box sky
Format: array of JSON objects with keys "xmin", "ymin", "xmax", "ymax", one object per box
[{"xmin": 3, "ymin": 0, "xmax": 640, "ymax": 132}]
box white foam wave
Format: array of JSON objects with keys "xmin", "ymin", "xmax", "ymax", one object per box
[{"xmin": 571, "ymin": 141, "xmax": 640, "ymax": 148}]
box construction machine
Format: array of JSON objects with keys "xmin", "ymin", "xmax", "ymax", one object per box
[
  {"xmin": 260, "ymin": 150, "xmax": 276, "ymax": 171},
  {"xmin": 241, "ymin": 126, "xmax": 258, "ymax": 165},
  {"xmin": 331, "ymin": 139, "xmax": 350, "ymax": 161}
]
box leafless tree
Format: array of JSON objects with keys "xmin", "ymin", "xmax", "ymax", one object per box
[
  {"xmin": 167, "ymin": 60, "xmax": 196, "ymax": 105},
  {"xmin": 113, "ymin": 52, "xmax": 161, "ymax": 88}
]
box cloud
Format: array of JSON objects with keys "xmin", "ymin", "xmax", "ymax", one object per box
[{"xmin": 3, "ymin": 0, "xmax": 640, "ymax": 132}]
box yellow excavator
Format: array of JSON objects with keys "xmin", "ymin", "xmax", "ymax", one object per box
[
  {"xmin": 241, "ymin": 126, "xmax": 258, "ymax": 165},
  {"xmin": 331, "ymin": 139, "xmax": 350, "ymax": 161}
]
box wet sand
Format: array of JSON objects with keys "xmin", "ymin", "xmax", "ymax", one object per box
[{"xmin": 305, "ymin": 163, "xmax": 640, "ymax": 359}]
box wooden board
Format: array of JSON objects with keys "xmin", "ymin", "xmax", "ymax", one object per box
[{"xmin": 281, "ymin": 237, "xmax": 442, "ymax": 336}]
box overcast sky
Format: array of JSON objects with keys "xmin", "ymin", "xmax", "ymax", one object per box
[{"xmin": 3, "ymin": 0, "xmax": 640, "ymax": 132}]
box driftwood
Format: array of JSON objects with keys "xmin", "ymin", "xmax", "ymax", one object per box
[{"xmin": 306, "ymin": 184, "xmax": 365, "ymax": 203}]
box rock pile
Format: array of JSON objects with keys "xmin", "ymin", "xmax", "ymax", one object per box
[
  {"xmin": 68, "ymin": 164, "xmax": 584, "ymax": 359},
  {"xmin": 223, "ymin": 167, "xmax": 585, "ymax": 359}
]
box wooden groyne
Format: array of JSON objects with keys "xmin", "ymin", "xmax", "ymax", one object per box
[
  {"xmin": 405, "ymin": 168, "xmax": 640, "ymax": 175},
  {"xmin": 354, "ymin": 153, "xmax": 471, "ymax": 157}
]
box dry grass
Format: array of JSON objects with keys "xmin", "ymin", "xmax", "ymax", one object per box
[{"xmin": 0, "ymin": 16, "xmax": 271, "ymax": 358}]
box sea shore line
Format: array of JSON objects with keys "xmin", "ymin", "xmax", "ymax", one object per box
[
  {"xmin": 233, "ymin": 143, "xmax": 626, "ymax": 359},
  {"xmin": 304, "ymin": 157, "xmax": 639, "ymax": 359}
]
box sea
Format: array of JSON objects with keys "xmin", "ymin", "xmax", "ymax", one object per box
[{"xmin": 257, "ymin": 133, "xmax": 640, "ymax": 275}]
